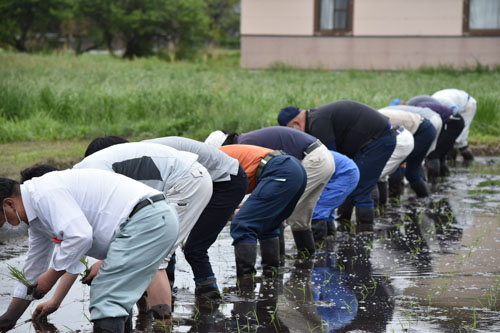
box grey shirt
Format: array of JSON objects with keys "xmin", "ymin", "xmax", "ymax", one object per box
[
  {"xmin": 73, "ymin": 142, "xmax": 198, "ymax": 192},
  {"xmin": 143, "ymin": 137, "xmax": 240, "ymax": 182}
]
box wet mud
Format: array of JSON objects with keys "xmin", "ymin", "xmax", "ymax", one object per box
[{"xmin": 1, "ymin": 157, "xmax": 499, "ymax": 332}]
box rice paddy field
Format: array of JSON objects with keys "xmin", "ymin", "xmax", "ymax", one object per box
[{"xmin": 1, "ymin": 51, "xmax": 500, "ymax": 332}]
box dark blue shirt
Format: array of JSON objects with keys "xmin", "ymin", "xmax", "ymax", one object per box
[{"xmin": 233, "ymin": 126, "xmax": 318, "ymax": 160}]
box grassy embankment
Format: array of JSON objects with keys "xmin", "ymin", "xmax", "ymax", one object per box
[{"xmin": 1, "ymin": 51, "xmax": 499, "ymax": 179}]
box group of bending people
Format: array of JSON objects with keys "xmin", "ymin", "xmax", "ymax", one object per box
[{"xmin": 0, "ymin": 88, "xmax": 476, "ymax": 332}]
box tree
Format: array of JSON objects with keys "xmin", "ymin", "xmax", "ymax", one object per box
[
  {"xmin": 206, "ymin": 0, "xmax": 240, "ymax": 47},
  {"xmin": 0, "ymin": 0, "xmax": 72, "ymax": 52}
]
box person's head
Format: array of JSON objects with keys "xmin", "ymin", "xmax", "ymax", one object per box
[
  {"xmin": 20, "ymin": 164, "xmax": 58, "ymax": 183},
  {"xmin": 278, "ymin": 106, "xmax": 307, "ymax": 131},
  {"xmin": 84, "ymin": 136, "xmax": 129, "ymax": 157},
  {"xmin": 221, "ymin": 133, "xmax": 238, "ymax": 146},
  {"xmin": 0, "ymin": 178, "xmax": 25, "ymax": 228},
  {"xmin": 204, "ymin": 130, "xmax": 228, "ymax": 147}
]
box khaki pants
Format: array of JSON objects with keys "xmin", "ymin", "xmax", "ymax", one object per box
[{"xmin": 286, "ymin": 144, "xmax": 335, "ymax": 231}]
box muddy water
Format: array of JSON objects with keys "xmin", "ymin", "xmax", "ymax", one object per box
[{"xmin": 1, "ymin": 157, "xmax": 499, "ymax": 332}]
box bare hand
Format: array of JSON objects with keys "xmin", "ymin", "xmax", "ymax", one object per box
[
  {"xmin": 82, "ymin": 261, "xmax": 104, "ymax": 285},
  {"xmin": 32, "ymin": 300, "xmax": 59, "ymax": 322}
]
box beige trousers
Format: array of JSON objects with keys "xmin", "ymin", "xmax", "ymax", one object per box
[{"xmin": 286, "ymin": 144, "xmax": 335, "ymax": 231}]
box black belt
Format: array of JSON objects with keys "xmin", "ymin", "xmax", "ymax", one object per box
[
  {"xmin": 255, "ymin": 150, "xmax": 285, "ymax": 180},
  {"xmin": 129, "ymin": 194, "xmax": 166, "ymax": 217},
  {"xmin": 304, "ymin": 140, "xmax": 322, "ymax": 155}
]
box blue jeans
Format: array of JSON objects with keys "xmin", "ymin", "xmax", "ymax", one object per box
[
  {"xmin": 230, "ymin": 155, "xmax": 307, "ymax": 244},
  {"xmin": 348, "ymin": 132, "xmax": 397, "ymax": 207},
  {"xmin": 312, "ymin": 151, "xmax": 360, "ymax": 222},
  {"xmin": 405, "ymin": 119, "xmax": 436, "ymax": 183}
]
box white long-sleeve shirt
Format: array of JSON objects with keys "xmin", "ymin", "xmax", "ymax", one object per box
[
  {"xmin": 73, "ymin": 142, "xmax": 198, "ymax": 192},
  {"xmin": 14, "ymin": 169, "xmax": 161, "ymax": 299}
]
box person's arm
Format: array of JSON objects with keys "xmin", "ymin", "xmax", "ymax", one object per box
[
  {"xmin": 32, "ymin": 273, "xmax": 78, "ymax": 321},
  {"xmin": 33, "ymin": 268, "xmax": 66, "ymax": 299},
  {"xmin": 0, "ymin": 298, "xmax": 32, "ymax": 331}
]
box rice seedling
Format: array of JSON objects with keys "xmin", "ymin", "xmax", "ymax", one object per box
[
  {"xmin": 7, "ymin": 264, "xmax": 31, "ymax": 288},
  {"xmin": 80, "ymin": 256, "xmax": 91, "ymax": 281}
]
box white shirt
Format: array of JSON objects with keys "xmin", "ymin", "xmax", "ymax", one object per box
[
  {"xmin": 432, "ymin": 89, "xmax": 470, "ymax": 110},
  {"xmin": 14, "ymin": 169, "xmax": 161, "ymax": 299},
  {"xmin": 143, "ymin": 137, "xmax": 240, "ymax": 182},
  {"xmin": 73, "ymin": 142, "xmax": 198, "ymax": 192}
]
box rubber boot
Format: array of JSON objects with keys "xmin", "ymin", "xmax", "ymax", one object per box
[
  {"xmin": 377, "ymin": 181, "xmax": 388, "ymax": 207},
  {"xmin": 259, "ymin": 237, "xmax": 280, "ymax": 277},
  {"xmin": 425, "ymin": 158, "xmax": 440, "ymax": 182},
  {"xmin": 459, "ymin": 145, "xmax": 474, "ymax": 162},
  {"xmin": 93, "ymin": 317, "xmax": 126, "ymax": 333},
  {"xmin": 371, "ymin": 185, "xmax": 379, "ymax": 207},
  {"xmin": 311, "ymin": 219, "xmax": 327, "ymax": 242},
  {"xmin": 336, "ymin": 200, "xmax": 354, "ymax": 232},
  {"xmin": 388, "ymin": 172, "xmax": 403, "ymax": 200},
  {"xmin": 447, "ymin": 147, "xmax": 458, "ymax": 166},
  {"xmin": 410, "ymin": 179, "xmax": 429, "ymax": 198},
  {"xmin": 234, "ymin": 242, "xmax": 257, "ymax": 278},
  {"xmin": 279, "ymin": 225, "xmax": 286, "ymax": 265},
  {"xmin": 440, "ymin": 158, "xmax": 450, "ymax": 177},
  {"xmin": 292, "ymin": 229, "xmax": 315, "ymax": 257},
  {"xmin": 195, "ymin": 276, "xmax": 220, "ymax": 300},
  {"xmin": 166, "ymin": 253, "xmax": 176, "ymax": 290},
  {"xmin": 355, "ymin": 206, "xmax": 374, "ymax": 232},
  {"xmin": 326, "ymin": 220, "xmax": 335, "ymax": 236}
]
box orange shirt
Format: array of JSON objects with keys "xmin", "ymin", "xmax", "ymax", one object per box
[{"xmin": 219, "ymin": 144, "xmax": 273, "ymax": 193}]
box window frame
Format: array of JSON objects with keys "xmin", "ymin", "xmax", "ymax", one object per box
[
  {"xmin": 463, "ymin": 0, "xmax": 500, "ymax": 36},
  {"xmin": 314, "ymin": 0, "xmax": 354, "ymax": 36}
]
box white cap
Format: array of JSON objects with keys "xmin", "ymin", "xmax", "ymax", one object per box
[{"xmin": 204, "ymin": 130, "xmax": 228, "ymax": 147}]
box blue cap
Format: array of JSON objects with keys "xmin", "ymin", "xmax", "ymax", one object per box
[
  {"xmin": 278, "ymin": 106, "xmax": 300, "ymax": 126},
  {"xmin": 389, "ymin": 98, "xmax": 401, "ymax": 106},
  {"xmin": 450, "ymin": 105, "xmax": 460, "ymax": 113}
]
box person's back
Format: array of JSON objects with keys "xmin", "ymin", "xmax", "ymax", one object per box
[
  {"xmin": 143, "ymin": 136, "xmax": 239, "ymax": 182},
  {"xmin": 74, "ymin": 142, "xmax": 198, "ymax": 192},
  {"xmin": 308, "ymin": 100, "xmax": 389, "ymax": 158}
]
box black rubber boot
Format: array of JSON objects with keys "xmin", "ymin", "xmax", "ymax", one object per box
[
  {"xmin": 234, "ymin": 242, "xmax": 257, "ymax": 278},
  {"xmin": 292, "ymin": 229, "xmax": 315, "ymax": 257},
  {"xmin": 278, "ymin": 225, "xmax": 286, "ymax": 264},
  {"xmin": 425, "ymin": 158, "xmax": 440, "ymax": 181},
  {"xmin": 388, "ymin": 172, "xmax": 404, "ymax": 200},
  {"xmin": 195, "ymin": 276, "xmax": 221, "ymax": 300},
  {"xmin": 377, "ymin": 181, "xmax": 388, "ymax": 206},
  {"xmin": 440, "ymin": 158, "xmax": 450, "ymax": 177},
  {"xmin": 166, "ymin": 253, "xmax": 176, "ymax": 290},
  {"xmin": 410, "ymin": 179, "xmax": 429, "ymax": 198},
  {"xmin": 93, "ymin": 317, "xmax": 126, "ymax": 333},
  {"xmin": 326, "ymin": 220, "xmax": 335, "ymax": 236},
  {"xmin": 259, "ymin": 237, "xmax": 280, "ymax": 277},
  {"xmin": 336, "ymin": 200, "xmax": 354, "ymax": 231},
  {"xmin": 355, "ymin": 205, "xmax": 374, "ymax": 226},
  {"xmin": 459, "ymin": 145, "xmax": 474, "ymax": 162},
  {"xmin": 311, "ymin": 219, "xmax": 327, "ymax": 242}
]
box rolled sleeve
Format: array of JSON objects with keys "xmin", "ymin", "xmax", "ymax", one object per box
[{"xmin": 36, "ymin": 188, "xmax": 94, "ymax": 275}]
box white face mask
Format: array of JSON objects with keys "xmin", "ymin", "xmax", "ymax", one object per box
[{"xmin": 2, "ymin": 204, "xmax": 24, "ymax": 226}]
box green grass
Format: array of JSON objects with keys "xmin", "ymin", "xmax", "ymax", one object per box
[{"xmin": 1, "ymin": 50, "xmax": 499, "ymax": 144}]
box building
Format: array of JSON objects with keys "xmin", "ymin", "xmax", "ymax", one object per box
[{"xmin": 241, "ymin": 0, "xmax": 500, "ymax": 70}]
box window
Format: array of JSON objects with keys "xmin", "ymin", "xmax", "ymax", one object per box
[
  {"xmin": 464, "ymin": 0, "xmax": 500, "ymax": 35},
  {"xmin": 315, "ymin": 0, "xmax": 353, "ymax": 35}
]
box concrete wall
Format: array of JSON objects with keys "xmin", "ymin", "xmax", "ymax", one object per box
[
  {"xmin": 241, "ymin": 0, "xmax": 314, "ymax": 35},
  {"xmin": 353, "ymin": 0, "xmax": 463, "ymax": 36},
  {"xmin": 241, "ymin": 36, "xmax": 500, "ymax": 70}
]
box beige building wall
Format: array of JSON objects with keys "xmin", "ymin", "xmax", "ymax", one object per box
[
  {"xmin": 241, "ymin": 0, "xmax": 314, "ymax": 36},
  {"xmin": 354, "ymin": 0, "xmax": 463, "ymax": 36},
  {"xmin": 241, "ymin": 36, "xmax": 500, "ymax": 70}
]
